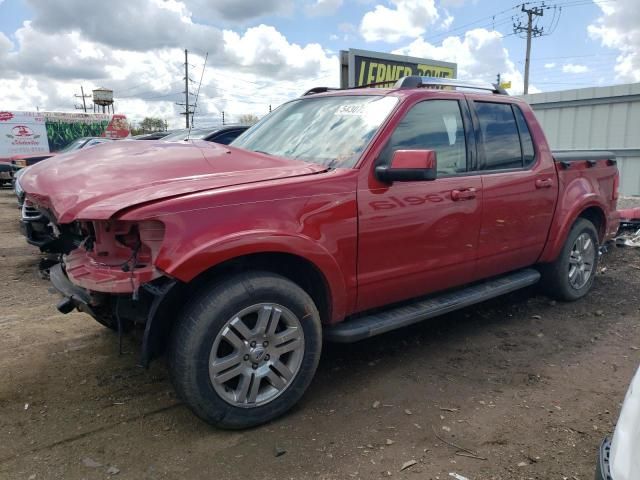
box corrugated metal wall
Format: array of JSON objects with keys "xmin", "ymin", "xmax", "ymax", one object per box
[{"xmin": 522, "ymin": 83, "xmax": 640, "ymax": 196}]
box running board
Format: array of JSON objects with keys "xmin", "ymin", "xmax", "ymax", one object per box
[{"xmin": 325, "ymin": 268, "xmax": 541, "ymax": 343}]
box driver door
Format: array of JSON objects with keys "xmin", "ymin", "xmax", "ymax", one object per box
[{"xmin": 356, "ymin": 98, "xmax": 483, "ymax": 312}]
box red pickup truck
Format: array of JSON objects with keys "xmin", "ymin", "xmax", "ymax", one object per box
[{"xmin": 20, "ymin": 77, "xmax": 620, "ymax": 429}]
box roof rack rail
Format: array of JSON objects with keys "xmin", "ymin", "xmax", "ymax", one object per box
[
  {"xmin": 303, "ymin": 87, "xmax": 342, "ymax": 96},
  {"xmin": 395, "ymin": 76, "xmax": 508, "ymax": 95},
  {"xmin": 302, "ymin": 76, "xmax": 508, "ymax": 97}
]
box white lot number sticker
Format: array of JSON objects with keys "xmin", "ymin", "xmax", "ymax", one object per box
[{"xmin": 335, "ymin": 104, "xmax": 366, "ymax": 116}]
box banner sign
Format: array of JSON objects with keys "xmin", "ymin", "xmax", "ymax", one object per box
[
  {"xmin": 0, "ymin": 111, "xmax": 129, "ymax": 157},
  {"xmin": 340, "ymin": 49, "xmax": 457, "ymax": 89}
]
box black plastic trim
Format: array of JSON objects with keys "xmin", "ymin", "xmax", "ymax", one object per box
[
  {"xmin": 375, "ymin": 165, "xmax": 437, "ymax": 183},
  {"xmin": 552, "ymin": 150, "xmax": 616, "ymax": 162},
  {"xmin": 325, "ymin": 268, "xmax": 541, "ymax": 342},
  {"xmin": 49, "ymin": 263, "xmax": 91, "ymax": 306}
]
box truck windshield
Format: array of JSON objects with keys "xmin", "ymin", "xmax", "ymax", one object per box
[{"xmin": 231, "ymin": 95, "xmax": 398, "ymax": 168}]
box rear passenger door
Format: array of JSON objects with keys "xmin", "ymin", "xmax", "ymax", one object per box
[{"xmin": 468, "ymin": 97, "xmax": 557, "ymax": 278}]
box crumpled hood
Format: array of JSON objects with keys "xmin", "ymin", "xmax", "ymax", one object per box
[{"xmin": 21, "ymin": 140, "xmax": 326, "ymax": 223}]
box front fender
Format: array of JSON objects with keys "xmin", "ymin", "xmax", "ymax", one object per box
[{"xmin": 157, "ymin": 230, "xmax": 350, "ymax": 323}]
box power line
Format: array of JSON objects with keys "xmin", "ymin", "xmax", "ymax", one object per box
[{"xmin": 191, "ymin": 52, "xmax": 208, "ymax": 128}]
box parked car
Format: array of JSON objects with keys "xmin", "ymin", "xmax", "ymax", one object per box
[
  {"xmin": 11, "ymin": 136, "xmax": 115, "ymax": 168},
  {"xmin": 19, "ymin": 76, "xmax": 620, "ymax": 429},
  {"xmin": 0, "ymin": 160, "xmax": 20, "ymax": 186},
  {"xmin": 596, "ymin": 365, "xmax": 640, "ymax": 480},
  {"xmin": 132, "ymin": 131, "xmax": 174, "ymax": 140},
  {"xmin": 161, "ymin": 125, "xmax": 249, "ymax": 144}
]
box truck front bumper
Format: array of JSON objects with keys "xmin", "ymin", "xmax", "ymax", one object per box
[
  {"xmin": 49, "ymin": 263, "xmax": 98, "ymax": 316},
  {"xmin": 595, "ymin": 437, "xmax": 613, "ymax": 480}
]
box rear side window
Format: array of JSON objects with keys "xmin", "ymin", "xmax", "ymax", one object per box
[
  {"xmin": 475, "ymin": 102, "xmax": 522, "ymax": 170},
  {"xmin": 513, "ymin": 106, "xmax": 535, "ymax": 167},
  {"xmin": 379, "ymin": 100, "xmax": 467, "ymax": 176},
  {"xmin": 212, "ymin": 130, "xmax": 244, "ymax": 145}
]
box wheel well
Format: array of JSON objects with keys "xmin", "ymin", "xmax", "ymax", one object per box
[
  {"xmin": 188, "ymin": 252, "xmax": 332, "ymax": 324},
  {"xmin": 578, "ymin": 206, "xmax": 605, "ymax": 241}
]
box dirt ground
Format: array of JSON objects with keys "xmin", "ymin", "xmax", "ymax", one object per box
[{"xmin": 1, "ymin": 188, "xmax": 639, "ymax": 480}]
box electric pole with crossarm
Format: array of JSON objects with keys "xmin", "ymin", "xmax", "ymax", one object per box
[{"xmin": 513, "ymin": 4, "xmax": 545, "ymax": 94}]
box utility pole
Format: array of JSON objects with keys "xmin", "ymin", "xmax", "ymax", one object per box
[
  {"xmin": 184, "ymin": 49, "xmax": 189, "ymax": 128},
  {"xmin": 74, "ymin": 86, "xmax": 91, "ymax": 112},
  {"xmin": 514, "ymin": 4, "xmax": 544, "ymax": 94},
  {"xmin": 222, "ymin": 111, "xmax": 225, "ymax": 125},
  {"xmin": 176, "ymin": 49, "xmax": 194, "ymax": 128}
]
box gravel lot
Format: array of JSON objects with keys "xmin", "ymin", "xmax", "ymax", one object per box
[{"xmin": 1, "ymin": 187, "xmax": 639, "ymax": 480}]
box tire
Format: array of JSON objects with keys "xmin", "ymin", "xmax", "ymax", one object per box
[
  {"xmin": 542, "ymin": 218, "xmax": 599, "ymax": 301},
  {"xmin": 169, "ymin": 271, "xmax": 322, "ymax": 429}
]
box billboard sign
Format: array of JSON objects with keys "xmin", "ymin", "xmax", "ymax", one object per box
[
  {"xmin": 340, "ymin": 49, "xmax": 457, "ymax": 88},
  {"xmin": 0, "ymin": 111, "xmax": 130, "ymax": 158}
]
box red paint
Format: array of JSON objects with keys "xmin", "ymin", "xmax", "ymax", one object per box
[
  {"xmin": 390, "ymin": 149, "xmax": 436, "ymax": 169},
  {"xmin": 22, "ymin": 87, "xmax": 620, "ymax": 325}
]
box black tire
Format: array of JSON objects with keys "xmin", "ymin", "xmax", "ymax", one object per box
[
  {"xmin": 541, "ymin": 218, "xmax": 599, "ymax": 301},
  {"xmin": 169, "ymin": 271, "xmax": 322, "ymax": 429}
]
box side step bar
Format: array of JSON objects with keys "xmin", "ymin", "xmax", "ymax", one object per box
[{"xmin": 325, "ymin": 268, "xmax": 541, "ymax": 343}]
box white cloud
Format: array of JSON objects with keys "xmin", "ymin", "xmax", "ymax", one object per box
[
  {"xmin": 588, "ymin": 0, "xmax": 640, "ymax": 82},
  {"xmin": 441, "ymin": 12, "xmax": 455, "ymax": 30},
  {"xmin": 562, "ymin": 63, "xmax": 589, "ymax": 74},
  {"xmin": 360, "ymin": 0, "xmax": 440, "ymax": 43},
  {"xmin": 393, "ymin": 28, "xmax": 527, "ymax": 94},
  {"xmin": 544, "ymin": 62, "xmax": 556, "ymax": 69},
  {"xmin": 186, "ymin": 0, "xmax": 294, "ymax": 22},
  {"xmin": 222, "ymin": 24, "xmax": 334, "ymax": 80},
  {"xmin": 0, "ymin": 11, "xmax": 337, "ymax": 128},
  {"xmin": 307, "ymin": 0, "xmax": 343, "ymax": 16}
]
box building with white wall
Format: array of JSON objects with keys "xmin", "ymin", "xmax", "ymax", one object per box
[{"xmin": 522, "ymin": 83, "xmax": 640, "ymax": 196}]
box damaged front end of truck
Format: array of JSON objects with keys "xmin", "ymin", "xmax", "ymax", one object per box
[{"xmin": 41, "ymin": 213, "xmax": 179, "ymax": 366}]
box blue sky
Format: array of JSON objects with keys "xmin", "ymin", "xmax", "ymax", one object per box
[{"xmin": 0, "ymin": 0, "xmax": 636, "ymax": 126}]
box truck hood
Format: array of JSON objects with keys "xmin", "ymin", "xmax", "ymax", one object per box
[{"xmin": 21, "ymin": 140, "xmax": 327, "ymax": 223}]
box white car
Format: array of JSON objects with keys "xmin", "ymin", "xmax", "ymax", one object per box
[{"xmin": 597, "ymin": 365, "xmax": 640, "ymax": 480}]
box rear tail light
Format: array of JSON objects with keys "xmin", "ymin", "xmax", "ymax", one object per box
[{"xmin": 613, "ymin": 170, "xmax": 619, "ymax": 201}]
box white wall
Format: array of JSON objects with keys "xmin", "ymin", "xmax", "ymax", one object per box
[{"xmin": 521, "ymin": 83, "xmax": 640, "ymax": 196}]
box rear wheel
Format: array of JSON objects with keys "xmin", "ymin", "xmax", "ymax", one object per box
[
  {"xmin": 542, "ymin": 218, "xmax": 599, "ymax": 301},
  {"xmin": 169, "ymin": 271, "xmax": 322, "ymax": 429}
]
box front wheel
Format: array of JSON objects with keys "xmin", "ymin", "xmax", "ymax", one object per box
[
  {"xmin": 169, "ymin": 271, "xmax": 322, "ymax": 429},
  {"xmin": 541, "ymin": 218, "xmax": 599, "ymax": 301}
]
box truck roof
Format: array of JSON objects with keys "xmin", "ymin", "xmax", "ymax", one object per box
[{"xmin": 302, "ymin": 75, "xmax": 509, "ymax": 99}]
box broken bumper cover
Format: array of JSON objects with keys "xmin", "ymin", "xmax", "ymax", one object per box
[
  {"xmin": 49, "ymin": 263, "xmax": 97, "ymax": 316},
  {"xmin": 64, "ymin": 247, "xmax": 163, "ymax": 294}
]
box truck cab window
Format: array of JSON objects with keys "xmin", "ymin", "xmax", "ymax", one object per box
[
  {"xmin": 475, "ymin": 102, "xmax": 523, "ymax": 170},
  {"xmin": 379, "ymin": 100, "xmax": 467, "ymax": 176},
  {"xmin": 513, "ymin": 106, "xmax": 536, "ymax": 167}
]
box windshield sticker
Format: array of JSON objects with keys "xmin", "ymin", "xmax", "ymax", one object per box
[{"xmin": 335, "ymin": 104, "xmax": 366, "ymax": 116}]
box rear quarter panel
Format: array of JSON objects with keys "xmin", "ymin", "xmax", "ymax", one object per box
[{"xmin": 539, "ymin": 160, "xmax": 618, "ymax": 263}]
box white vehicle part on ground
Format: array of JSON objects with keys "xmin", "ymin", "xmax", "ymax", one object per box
[{"xmin": 610, "ymin": 365, "xmax": 640, "ymax": 480}]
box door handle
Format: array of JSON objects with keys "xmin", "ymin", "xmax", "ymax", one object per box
[
  {"xmin": 451, "ymin": 188, "xmax": 477, "ymax": 201},
  {"xmin": 535, "ymin": 178, "xmax": 553, "ymax": 189}
]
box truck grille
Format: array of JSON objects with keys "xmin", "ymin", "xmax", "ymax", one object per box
[{"xmin": 21, "ymin": 201, "xmax": 43, "ymax": 221}]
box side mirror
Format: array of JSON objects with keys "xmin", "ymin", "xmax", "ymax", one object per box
[{"xmin": 375, "ymin": 150, "xmax": 437, "ymax": 183}]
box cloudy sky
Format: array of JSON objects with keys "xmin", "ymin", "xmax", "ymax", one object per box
[{"xmin": 0, "ymin": 0, "xmax": 638, "ymax": 128}]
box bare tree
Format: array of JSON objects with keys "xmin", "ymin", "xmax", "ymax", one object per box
[{"xmin": 238, "ymin": 114, "xmax": 260, "ymax": 125}]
